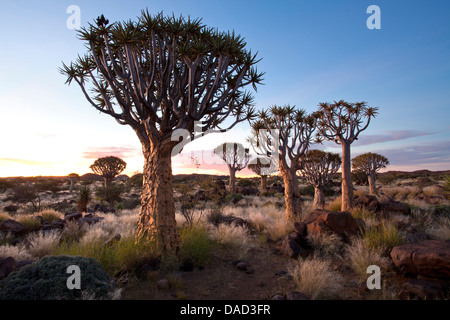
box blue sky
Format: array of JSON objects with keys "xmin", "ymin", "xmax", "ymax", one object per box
[{"xmin": 0, "ymin": 0, "xmax": 449, "ymax": 177}]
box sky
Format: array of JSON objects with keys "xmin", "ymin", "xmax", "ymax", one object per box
[{"xmin": 0, "ymin": 0, "xmax": 449, "ymax": 178}]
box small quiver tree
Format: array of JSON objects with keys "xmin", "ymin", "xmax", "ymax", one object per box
[
  {"xmin": 352, "ymin": 152, "xmax": 388, "ymax": 196},
  {"xmin": 317, "ymin": 100, "xmax": 378, "ymax": 211},
  {"xmin": 251, "ymin": 106, "xmax": 318, "ymax": 221},
  {"xmin": 67, "ymin": 173, "xmax": 80, "ymax": 193},
  {"xmin": 89, "ymin": 156, "xmax": 127, "ymax": 189},
  {"xmin": 248, "ymin": 157, "xmax": 273, "ymax": 191},
  {"xmin": 214, "ymin": 142, "xmax": 250, "ymax": 193},
  {"xmin": 297, "ymin": 150, "xmax": 341, "ymax": 209}
]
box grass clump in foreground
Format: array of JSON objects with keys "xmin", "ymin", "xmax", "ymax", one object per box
[
  {"xmin": 361, "ymin": 221, "xmax": 404, "ymax": 254},
  {"xmin": 178, "ymin": 224, "xmax": 212, "ymax": 267},
  {"xmin": 288, "ymin": 255, "xmax": 344, "ymax": 300},
  {"xmin": 51, "ymin": 235, "xmax": 157, "ymax": 277}
]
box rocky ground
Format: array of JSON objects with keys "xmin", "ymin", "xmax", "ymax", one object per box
[{"xmin": 0, "ymin": 172, "xmax": 449, "ymax": 300}]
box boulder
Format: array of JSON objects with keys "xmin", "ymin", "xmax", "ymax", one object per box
[
  {"xmin": 380, "ymin": 195, "xmax": 410, "ymax": 215},
  {"xmin": 281, "ymin": 233, "xmax": 309, "ymax": 259},
  {"xmin": 156, "ymin": 279, "xmax": 170, "ymax": 290},
  {"xmin": 293, "ymin": 222, "xmax": 307, "ymax": 236},
  {"xmin": 353, "ymin": 194, "xmax": 380, "ymax": 212},
  {"xmin": 79, "ymin": 216, "xmax": 105, "ymax": 225},
  {"xmin": 0, "ymin": 257, "xmax": 16, "ymax": 280},
  {"xmin": 390, "ymin": 240, "xmax": 450, "ymax": 279},
  {"xmin": 285, "ymin": 291, "xmax": 310, "ymax": 300},
  {"xmin": 236, "ymin": 186, "xmax": 259, "ymax": 196},
  {"xmin": 399, "ymin": 279, "xmax": 447, "ymax": 300},
  {"xmin": 41, "ymin": 219, "xmax": 64, "ymax": 231},
  {"xmin": 0, "ymin": 219, "xmax": 25, "ymax": 236},
  {"xmin": 302, "ymin": 209, "xmax": 360, "ymax": 242},
  {"xmin": 3, "ymin": 205, "xmax": 19, "ymax": 213},
  {"xmin": 64, "ymin": 212, "xmax": 82, "ymax": 222}
]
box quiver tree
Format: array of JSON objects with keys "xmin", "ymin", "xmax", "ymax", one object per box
[
  {"xmin": 67, "ymin": 173, "xmax": 80, "ymax": 193},
  {"xmin": 352, "ymin": 152, "xmax": 389, "ymax": 196},
  {"xmin": 89, "ymin": 156, "xmax": 127, "ymax": 189},
  {"xmin": 60, "ymin": 10, "xmax": 263, "ymax": 254},
  {"xmin": 251, "ymin": 106, "xmax": 317, "ymax": 221},
  {"xmin": 317, "ymin": 100, "xmax": 378, "ymax": 211},
  {"xmin": 297, "ymin": 150, "xmax": 341, "ymax": 209},
  {"xmin": 248, "ymin": 157, "xmax": 273, "ymax": 191},
  {"xmin": 214, "ymin": 142, "xmax": 250, "ymax": 193}
]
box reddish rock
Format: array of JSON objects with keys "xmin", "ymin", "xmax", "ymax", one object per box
[
  {"xmin": 64, "ymin": 212, "xmax": 82, "ymax": 222},
  {"xmin": 0, "ymin": 257, "xmax": 16, "ymax": 280},
  {"xmin": 390, "ymin": 240, "xmax": 450, "ymax": 279},
  {"xmin": 302, "ymin": 209, "xmax": 360, "ymax": 242},
  {"xmin": 0, "ymin": 219, "xmax": 25, "ymax": 236},
  {"xmin": 293, "ymin": 222, "xmax": 306, "ymax": 236},
  {"xmin": 281, "ymin": 233, "xmax": 309, "ymax": 259},
  {"xmin": 399, "ymin": 279, "xmax": 447, "ymax": 300},
  {"xmin": 380, "ymin": 195, "xmax": 410, "ymax": 215},
  {"xmin": 353, "ymin": 194, "xmax": 380, "ymax": 212}
]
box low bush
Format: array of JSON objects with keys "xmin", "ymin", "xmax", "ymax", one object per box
[
  {"xmin": 362, "ymin": 222, "xmax": 404, "ymax": 254},
  {"xmin": 178, "ymin": 225, "xmax": 211, "ymax": 266}
]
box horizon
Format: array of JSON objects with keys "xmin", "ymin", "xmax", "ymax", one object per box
[{"xmin": 0, "ymin": 0, "xmax": 449, "ymax": 178}]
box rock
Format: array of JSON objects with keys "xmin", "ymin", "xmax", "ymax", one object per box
[
  {"xmin": 42, "ymin": 219, "xmax": 64, "ymax": 231},
  {"xmin": 293, "ymin": 222, "xmax": 306, "ymax": 236},
  {"xmin": 157, "ymin": 279, "xmax": 170, "ymax": 290},
  {"xmin": 0, "ymin": 257, "xmax": 16, "ymax": 280},
  {"xmin": 236, "ymin": 262, "xmax": 248, "ymax": 271},
  {"xmin": 92, "ymin": 204, "xmax": 116, "ymax": 214},
  {"xmin": 353, "ymin": 194, "xmax": 380, "ymax": 212},
  {"xmin": 0, "ymin": 219, "xmax": 25, "ymax": 236},
  {"xmin": 380, "ymin": 195, "xmax": 410, "ymax": 215},
  {"xmin": 236, "ymin": 186, "xmax": 258, "ymax": 196},
  {"xmin": 271, "ymin": 294, "xmax": 285, "ymax": 300},
  {"xmin": 281, "ymin": 233, "xmax": 309, "ymax": 259},
  {"xmin": 399, "ymin": 279, "xmax": 447, "ymax": 300},
  {"xmin": 268, "ymin": 183, "xmax": 284, "ymax": 193},
  {"xmin": 180, "ymin": 259, "xmax": 194, "ymax": 272},
  {"xmin": 390, "ymin": 240, "xmax": 450, "ymax": 279},
  {"xmin": 64, "ymin": 212, "xmax": 82, "ymax": 222},
  {"xmin": 79, "ymin": 216, "xmax": 105, "ymax": 225},
  {"xmin": 285, "ymin": 291, "xmax": 310, "ymax": 300},
  {"xmin": 302, "ymin": 209, "xmax": 360, "ymax": 242},
  {"xmin": 245, "ymin": 268, "xmax": 254, "ymax": 274},
  {"xmin": 103, "ymin": 234, "xmax": 121, "ymax": 247},
  {"xmin": 3, "ymin": 205, "xmax": 19, "ymax": 213}
]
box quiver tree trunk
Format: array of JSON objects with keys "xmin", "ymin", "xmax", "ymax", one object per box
[
  {"xmin": 341, "ymin": 141, "xmax": 353, "ymax": 212},
  {"xmin": 260, "ymin": 175, "xmax": 267, "ymax": 192},
  {"xmin": 281, "ymin": 163, "xmax": 302, "ymax": 221},
  {"xmin": 228, "ymin": 166, "xmax": 237, "ymax": 193},
  {"xmin": 104, "ymin": 177, "xmax": 113, "ymax": 189},
  {"xmin": 368, "ymin": 172, "xmax": 378, "ymax": 196},
  {"xmin": 313, "ymin": 186, "xmax": 325, "ymax": 209},
  {"xmin": 135, "ymin": 142, "xmax": 180, "ymax": 254}
]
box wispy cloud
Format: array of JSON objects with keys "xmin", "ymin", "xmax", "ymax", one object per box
[
  {"xmin": 379, "ymin": 140, "xmax": 450, "ymax": 165},
  {"xmin": 354, "ymin": 130, "xmax": 435, "ymax": 146},
  {"xmin": 82, "ymin": 146, "xmax": 141, "ymax": 159}
]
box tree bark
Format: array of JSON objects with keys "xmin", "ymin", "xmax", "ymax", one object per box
[
  {"xmin": 368, "ymin": 172, "xmax": 378, "ymax": 196},
  {"xmin": 260, "ymin": 175, "xmax": 267, "ymax": 192},
  {"xmin": 280, "ymin": 163, "xmax": 302, "ymax": 221},
  {"xmin": 313, "ymin": 186, "xmax": 325, "ymax": 209},
  {"xmin": 104, "ymin": 177, "xmax": 113, "ymax": 189},
  {"xmin": 229, "ymin": 166, "xmax": 237, "ymax": 193},
  {"xmin": 135, "ymin": 142, "xmax": 180, "ymax": 255},
  {"xmin": 341, "ymin": 141, "xmax": 353, "ymax": 211}
]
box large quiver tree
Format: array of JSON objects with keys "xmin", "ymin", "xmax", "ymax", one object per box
[
  {"xmin": 297, "ymin": 150, "xmax": 341, "ymax": 209},
  {"xmin": 352, "ymin": 152, "xmax": 388, "ymax": 196},
  {"xmin": 251, "ymin": 106, "xmax": 317, "ymax": 221},
  {"xmin": 248, "ymin": 158, "xmax": 273, "ymax": 191},
  {"xmin": 60, "ymin": 10, "xmax": 263, "ymax": 254},
  {"xmin": 317, "ymin": 100, "xmax": 378, "ymax": 211}
]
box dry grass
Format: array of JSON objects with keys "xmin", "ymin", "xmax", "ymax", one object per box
[
  {"xmin": 37, "ymin": 209, "xmax": 64, "ymax": 223},
  {"xmin": 306, "ymin": 232, "xmax": 343, "ymax": 258},
  {"xmin": 26, "ymin": 231, "xmax": 60, "ymax": 258},
  {"xmin": 208, "ymin": 223, "xmax": 255, "ymax": 258},
  {"xmin": 345, "ymin": 237, "xmax": 390, "ymax": 282},
  {"xmin": 0, "ymin": 243, "xmax": 31, "ymax": 260},
  {"xmin": 326, "ymin": 197, "xmax": 341, "ymax": 212},
  {"xmin": 427, "ymin": 216, "xmax": 450, "ymax": 240},
  {"xmin": 288, "ymin": 255, "xmax": 344, "ymax": 299}
]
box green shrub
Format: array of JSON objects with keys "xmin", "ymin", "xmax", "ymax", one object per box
[
  {"xmin": 326, "ymin": 197, "xmax": 342, "ymax": 212},
  {"xmin": 178, "ymin": 225, "xmax": 211, "ymax": 266},
  {"xmin": 95, "ymin": 184, "xmax": 124, "ymax": 204},
  {"xmin": 16, "ymin": 215, "xmax": 42, "ymax": 232},
  {"xmin": 0, "ymin": 255, "xmax": 119, "ymax": 300},
  {"xmin": 78, "ymin": 186, "xmax": 91, "ymax": 212},
  {"xmin": 224, "ymin": 193, "xmax": 244, "ymax": 204},
  {"xmin": 362, "ymin": 222, "xmax": 404, "ymax": 254},
  {"xmin": 236, "ymin": 178, "xmax": 254, "ymax": 188}
]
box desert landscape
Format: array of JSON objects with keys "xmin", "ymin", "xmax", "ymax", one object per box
[
  {"xmin": 1, "ymin": 169, "xmax": 449, "ymax": 300},
  {"xmin": 0, "ymin": 1, "xmax": 449, "ymax": 307}
]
